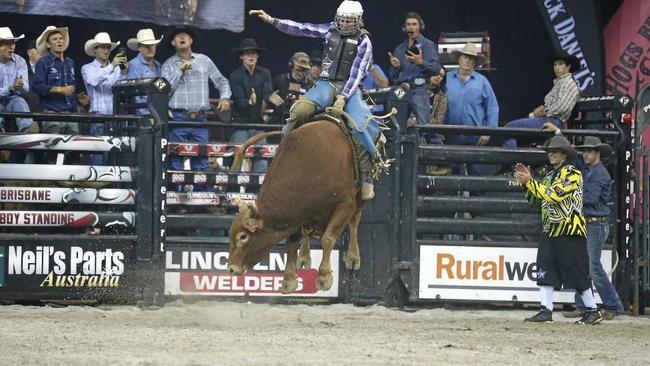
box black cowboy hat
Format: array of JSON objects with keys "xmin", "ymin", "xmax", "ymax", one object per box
[
  {"xmin": 166, "ymin": 26, "xmax": 196, "ymax": 47},
  {"xmin": 541, "ymin": 135, "xmax": 576, "ymax": 158},
  {"xmin": 309, "ymin": 49, "xmax": 322, "ymax": 64},
  {"xmin": 551, "ymin": 51, "xmax": 580, "ymax": 73},
  {"xmin": 575, "ymin": 136, "xmax": 613, "ymax": 157},
  {"xmin": 233, "ymin": 38, "xmax": 264, "ymax": 54}
]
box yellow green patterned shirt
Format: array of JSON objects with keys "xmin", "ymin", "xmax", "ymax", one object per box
[{"xmin": 525, "ymin": 164, "xmax": 587, "ymax": 237}]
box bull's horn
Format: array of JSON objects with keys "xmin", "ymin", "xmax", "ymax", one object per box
[{"xmin": 249, "ymin": 201, "xmax": 259, "ymax": 215}]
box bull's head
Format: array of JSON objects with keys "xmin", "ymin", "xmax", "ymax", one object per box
[{"xmin": 228, "ymin": 199, "xmax": 283, "ymax": 275}]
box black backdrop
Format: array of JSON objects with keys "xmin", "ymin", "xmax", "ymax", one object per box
[{"xmin": 0, "ymin": 0, "xmax": 613, "ymax": 122}]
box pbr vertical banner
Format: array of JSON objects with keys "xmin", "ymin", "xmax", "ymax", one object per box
[
  {"xmin": 0, "ymin": 0, "xmax": 245, "ymax": 31},
  {"xmin": 536, "ymin": 0, "xmax": 605, "ymax": 95},
  {"xmin": 604, "ymin": 0, "xmax": 650, "ymax": 135}
]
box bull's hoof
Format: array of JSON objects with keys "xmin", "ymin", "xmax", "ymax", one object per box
[
  {"xmin": 281, "ymin": 276, "xmax": 299, "ymax": 294},
  {"xmin": 344, "ymin": 251, "xmax": 361, "ymax": 270},
  {"xmin": 316, "ymin": 272, "xmax": 333, "ymax": 291},
  {"xmin": 296, "ymin": 255, "xmax": 311, "ymax": 269}
]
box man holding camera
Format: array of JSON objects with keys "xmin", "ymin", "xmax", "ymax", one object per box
[
  {"xmin": 81, "ymin": 32, "xmax": 127, "ymax": 164},
  {"xmin": 388, "ymin": 12, "xmax": 441, "ymax": 143}
]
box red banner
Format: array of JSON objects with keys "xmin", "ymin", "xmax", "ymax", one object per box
[{"xmin": 604, "ymin": 0, "xmax": 650, "ymax": 101}]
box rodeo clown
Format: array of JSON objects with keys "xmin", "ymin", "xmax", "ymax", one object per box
[{"xmin": 250, "ymin": 1, "xmax": 388, "ymax": 200}]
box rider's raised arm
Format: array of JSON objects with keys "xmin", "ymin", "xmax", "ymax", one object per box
[
  {"xmin": 272, "ymin": 18, "xmax": 333, "ymax": 39},
  {"xmin": 340, "ymin": 35, "xmax": 372, "ymax": 99}
]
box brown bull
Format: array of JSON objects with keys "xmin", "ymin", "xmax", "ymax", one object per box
[{"xmin": 227, "ymin": 121, "xmax": 364, "ymax": 293}]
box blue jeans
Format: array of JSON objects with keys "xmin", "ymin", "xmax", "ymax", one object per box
[
  {"xmin": 303, "ymin": 80, "xmax": 380, "ymax": 156},
  {"xmin": 502, "ymin": 117, "xmax": 562, "ymax": 149},
  {"xmin": 408, "ymin": 87, "xmax": 442, "ymax": 145},
  {"xmin": 230, "ymin": 129, "xmax": 268, "ymax": 173},
  {"xmin": 575, "ymin": 222, "xmax": 625, "ymax": 312},
  {"xmin": 444, "ymin": 120, "xmax": 485, "ymax": 176},
  {"xmin": 169, "ymin": 110, "xmax": 208, "ymax": 171},
  {"xmin": 0, "ymin": 94, "xmax": 33, "ymax": 132}
]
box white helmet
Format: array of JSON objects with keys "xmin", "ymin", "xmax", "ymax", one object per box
[{"xmin": 335, "ymin": 0, "xmax": 363, "ymax": 35}]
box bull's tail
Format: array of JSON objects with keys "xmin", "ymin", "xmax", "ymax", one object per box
[{"xmin": 230, "ymin": 131, "xmax": 283, "ymax": 172}]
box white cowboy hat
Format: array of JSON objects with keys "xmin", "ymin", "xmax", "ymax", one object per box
[
  {"xmin": 451, "ymin": 42, "xmax": 486, "ymax": 66},
  {"xmin": 127, "ymin": 28, "xmax": 163, "ymax": 51},
  {"xmin": 0, "ymin": 27, "xmax": 25, "ymax": 41},
  {"xmin": 36, "ymin": 26, "xmax": 69, "ymax": 55},
  {"xmin": 84, "ymin": 32, "xmax": 120, "ymax": 57}
]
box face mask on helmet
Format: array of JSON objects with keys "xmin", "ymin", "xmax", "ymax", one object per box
[{"xmin": 335, "ymin": 0, "xmax": 363, "ymax": 35}]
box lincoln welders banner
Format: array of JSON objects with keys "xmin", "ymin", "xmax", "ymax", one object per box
[
  {"xmin": 0, "ymin": 0, "xmax": 244, "ymax": 32},
  {"xmin": 536, "ymin": 0, "xmax": 604, "ymax": 96},
  {"xmin": 604, "ymin": 0, "xmax": 650, "ymax": 104}
]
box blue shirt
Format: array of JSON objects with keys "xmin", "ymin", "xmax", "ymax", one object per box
[
  {"xmin": 582, "ymin": 161, "xmax": 612, "ymax": 217},
  {"xmin": 33, "ymin": 52, "xmax": 77, "ymax": 112},
  {"xmin": 362, "ymin": 65, "xmax": 387, "ymax": 112},
  {"xmin": 123, "ymin": 53, "xmax": 162, "ymax": 114},
  {"xmin": 161, "ymin": 52, "xmax": 231, "ymax": 111},
  {"xmin": 445, "ymin": 70, "xmax": 499, "ymax": 127},
  {"xmin": 388, "ymin": 35, "xmax": 440, "ymax": 85},
  {"xmin": 0, "ymin": 53, "xmax": 30, "ymax": 97}
]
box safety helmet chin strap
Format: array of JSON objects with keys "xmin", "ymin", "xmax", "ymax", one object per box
[{"xmin": 334, "ymin": 14, "xmax": 361, "ymax": 35}]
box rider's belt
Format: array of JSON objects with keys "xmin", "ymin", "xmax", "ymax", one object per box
[
  {"xmin": 407, "ymin": 77, "xmax": 427, "ymax": 89},
  {"xmin": 585, "ymin": 216, "xmax": 608, "ymax": 223},
  {"xmin": 171, "ymin": 108, "xmax": 204, "ymax": 120}
]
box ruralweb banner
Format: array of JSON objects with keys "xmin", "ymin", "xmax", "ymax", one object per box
[
  {"xmin": 0, "ymin": 0, "xmax": 244, "ymax": 32},
  {"xmin": 536, "ymin": 0, "xmax": 604, "ymax": 96}
]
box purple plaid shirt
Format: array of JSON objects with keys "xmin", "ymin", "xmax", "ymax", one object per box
[{"xmin": 273, "ymin": 18, "xmax": 372, "ymax": 99}]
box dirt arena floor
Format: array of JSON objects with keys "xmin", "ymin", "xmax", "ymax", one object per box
[{"xmin": 1, "ymin": 300, "xmax": 649, "ymax": 366}]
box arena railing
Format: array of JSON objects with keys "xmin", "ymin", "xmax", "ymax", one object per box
[{"xmin": 0, "ymin": 109, "xmax": 165, "ymax": 305}]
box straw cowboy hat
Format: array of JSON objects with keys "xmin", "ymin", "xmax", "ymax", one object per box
[
  {"xmin": 291, "ymin": 51, "xmax": 311, "ymax": 69},
  {"xmin": 127, "ymin": 28, "xmax": 163, "ymax": 51},
  {"xmin": 0, "ymin": 27, "xmax": 25, "ymax": 41},
  {"xmin": 234, "ymin": 38, "xmax": 265, "ymax": 54},
  {"xmin": 84, "ymin": 32, "xmax": 120, "ymax": 57},
  {"xmin": 452, "ymin": 42, "xmax": 485, "ymax": 66},
  {"xmin": 551, "ymin": 50, "xmax": 581, "ymax": 73},
  {"xmin": 36, "ymin": 26, "xmax": 69, "ymax": 55},
  {"xmin": 540, "ymin": 135, "xmax": 576, "ymax": 158},
  {"xmin": 575, "ymin": 136, "xmax": 613, "ymax": 157}
]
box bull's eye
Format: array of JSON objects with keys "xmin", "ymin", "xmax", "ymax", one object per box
[{"xmin": 235, "ymin": 231, "xmax": 249, "ymax": 247}]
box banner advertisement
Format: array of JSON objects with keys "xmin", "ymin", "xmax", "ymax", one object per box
[
  {"xmin": 536, "ymin": 0, "xmax": 605, "ymax": 95},
  {"xmin": 0, "ymin": 242, "xmax": 135, "ymax": 295},
  {"xmin": 604, "ymin": 0, "xmax": 650, "ymax": 102},
  {"xmin": 165, "ymin": 248, "xmax": 339, "ymax": 298},
  {"xmin": 419, "ymin": 246, "xmax": 612, "ymax": 303},
  {"xmin": 0, "ymin": 0, "xmax": 245, "ymax": 32}
]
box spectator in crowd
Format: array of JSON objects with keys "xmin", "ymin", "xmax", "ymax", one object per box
[
  {"xmin": 515, "ymin": 135, "xmax": 602, "ymax": 325},
  {"xmin": 229, "ymin": 38, "xmax": 280, "ymax": 173},
  {"xmin": 161, "ymin": 27, "xmax": 231, "ymax": 176},
  {"xmin": 502, "ymin": 52, "xmax": 580, "ymax": 149},
  {"xmin": 362, "ymin": 59, "xmax": 388, "ymax": 113},
  {"xmin": 271, "ymin": 51, "xmax": 313, "ymax": 124},
  {"xmin": 33, "ymin": 26, "xmax": 78, "ymax": 134},
  {"xmin": 424, "ymin": 66, "xmax": 449, "ymax": 175},
  {"xmin": 307, "ymin": 49, "xmax": 322, "ymax": 85},
  {"xmin": 0, "ymin": 27, "xmax": 33, "ymax": 134},
  {"xmin": 23, "ymin": 39, "xmax": 42, "ymax": 113},
  {"xmin": 124, "ymin": 28, "xmax": 163, "ymax": 115},
  {"xmin": 81, "ymin": 32, "xmax": 127, "ymax": 165},
  {"xmin": 445, "ymin": 42, "xmax": 499, "ymax": 175},
  {"xmin": 250, "ymin": 1, "xmax": 387, "ymax": 200},
  {"xmin": 388, "ymin": 12, "xmax": 442, "ymax": 144}
]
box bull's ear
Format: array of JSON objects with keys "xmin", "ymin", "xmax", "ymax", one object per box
[{"xmin": 243, "ymin": 217, "xmax": 264, "ymax": 232}]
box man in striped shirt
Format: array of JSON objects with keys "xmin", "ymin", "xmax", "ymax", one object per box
[
  {"xmin": 250, "ymin": 1, "xmax": 382, "ymax": 200},
  {"xmin": 503, "ymin": 52, "xmax": 580, "ymax": 149},
  {"xmin": 81, "ymin": 32, "xmax": 127, "ymax": 165},
  {"xmin": 161, "ymin": 27, "xmax": 231, "ymax": 172}
]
